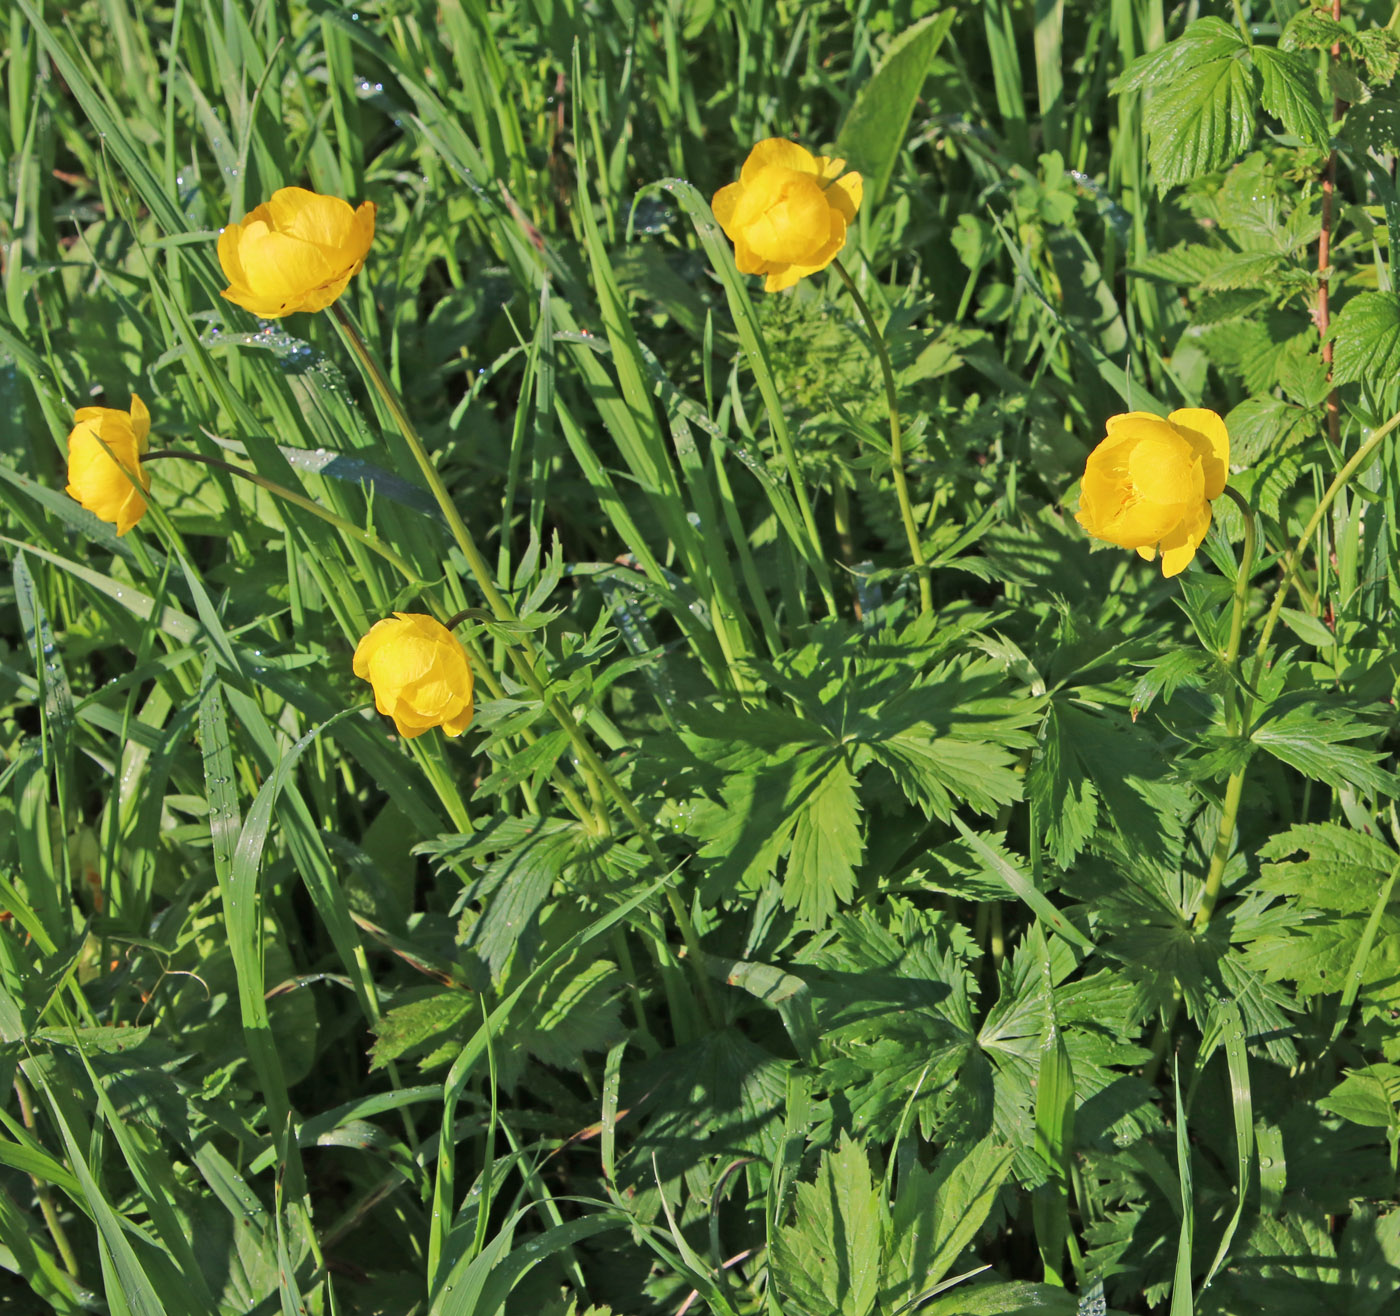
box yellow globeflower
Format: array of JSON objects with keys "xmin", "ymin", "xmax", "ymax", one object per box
[
  {"xmin": 712, "ymin": 139, "xmax": 863, "ymax": 292},
  {"xmin": 218, "ymin": 187, "xmax": 375, "ymax": 317},
  {"xmin": 353, "ymin": 613, "xmax": 475, "ymax": 740},
  {"xmin": 64, "ymin": 394, "xmax": 152, "ymax": 536},
  {"xmin": 1075, "ymin": 408, "xmax": 1230, "ymax": 578}
]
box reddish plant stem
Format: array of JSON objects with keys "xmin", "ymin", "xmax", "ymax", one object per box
[{"xmin": 1318, "ymin": 0, "xmax": 1345, "ymax": 446}]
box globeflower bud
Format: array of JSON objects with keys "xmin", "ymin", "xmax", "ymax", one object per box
[
  {"xmin": 712, "ymin": 139, "xmax": 863, "ymax": 292},
  {"xmin": 64, "ymin": 394, "xmax": 152, "ymax": 536},
  {"xmin": 218, "ymin": 187, "xmax": 375, "ymax": 318},
  {"xmin": 1075, "ymin": 408, "xmax": 1230, "ymax": 578},
  {"xmin": 353, "ymin": 613, "xmax": 474, "ymax": 740}
]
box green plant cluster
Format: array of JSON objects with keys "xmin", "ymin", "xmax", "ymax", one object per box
[{"xmin": 1, "ymin": 1, "xmax": 1399, "ymax": 1313}]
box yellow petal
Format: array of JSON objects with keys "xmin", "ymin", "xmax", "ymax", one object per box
[
  {"xmin": 217, "ymin": 220, "xmax": 250, "ymax": 291},
  {"xmin": 440, "ymin": 705, "xmax": 474, "ymax": 737},
  {"xmin": 65, "ymin": 424, "xmax": 148, "ymax": 535},
  {"xmin": 823, "ymin": 170, "xmax": 863, "ymax": 224},
  {"xmin": 784, "ymin": 209, "xmax": 846, "ymax": 277},
  {"xmin": 1136, "ymin": 545, "xmax": 1157, "ymax": 561},
  {"xmin": 711, "ymin": 181, "xmax": 743, "ymax": 234},
  {"xmin": 235, "ymin": 227, "xmax": 337, "ymax": 316},
  {"xmin": 349, "ymin": 201, "xmax": 377, "ymax": 264},
  {"xmin": 1156, "ymin": 501, "xmax": 1211, "ymax": 577},
  {"xmin": 1126, "ymin": 429, "xmax": 1195, "ymax": 506},
  {"xmin": 295, "ymin": 270, "xmax": 357, "ymax": 316},
  {"xmin": 734, "ymin": 168, "xmax": 833, "ymax": 263},
  {"xmin": 1105, "ymin": 411, "xmax": 1168, "ymax": 432},
  {"xmin": 267, "ymin": 187, "xmax": 355, "ymax": 248},
  {"xmin": 1168, "ymin": 407, "xmax": 1230, "ymax": 500},
  {"xmin": 731, "ymin": 235, "xmax": 767, "ymax": 275},
  {"xmin": 352, "ymin": 616, "xmax": 402, "ymax": 679},
  {"xmin": 390, "ymin": 711, "xmax": 433, "ymax": 739},
  {"xmin": 764, "ymin": 265, "xmax": 803, "ymax": 292},
  {"xmin": 129, "ymin": 393, "xmax": 150, "ymax": 450},
  {"xmin": 1159, "ymin": 540, "xmax": 1198, "ymax": 577},
  {"xmin": 741, "ymin": 138, "xmax": 816, "ymax": 183}
]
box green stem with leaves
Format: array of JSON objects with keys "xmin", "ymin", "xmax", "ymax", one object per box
[
  {"xmin": 1193, "ymin": 486, "xmax": 1256, "ymax": 932},
  {"xmin": 329, "ymin": 303, "xmax": 717, "ymax": 1023},
  {"xmin": 1194, "ymin": 409, "xmax": 1400, "ymax": 933},
  {"xmin": 1246, "ymin": 406, "xmax": 1400, "ymax": 692},
  {"xmin": 832, "ymin": 259, "xmax": 932, "ymax": 615}
]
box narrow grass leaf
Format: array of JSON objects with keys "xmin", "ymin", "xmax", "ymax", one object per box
[{"xmin": 952, "ymin": 820, "xmax": 1093, "ymax": 951}]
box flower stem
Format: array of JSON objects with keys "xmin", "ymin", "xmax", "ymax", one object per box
[
  {"xmin": 1195, "ymin": 409, "xmax": 1399, "ymax": 934},
  {"xmin": 329, "ymin": 303, "xmax": 718, "ymax": 1022},
  {"xmin": 1219, "ymin": 485, "xmax": 1257, "ymax": 731},
  {"xmin": 141, "ymin": 450, "xmax": 423, "ymax": 584},
  {"xmin": 1247, "ymin": 406, "xmax": 1400, "ymax": 692},
  {"xmin": 1193, "ymin": 487, "xmax": 1256, "ymax": 933},
  {"xmin": 832, "ymin": 259, "xmax": 932, "ymax": 616},
  {"xmin": 13, "ymin": 1075, "xmax": 79, "ymax": 1277}
]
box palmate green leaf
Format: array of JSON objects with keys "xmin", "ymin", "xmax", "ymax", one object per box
[
  {"xmin": 1318, "ymin": 1066, "xmax": 1400, "ymax": 1129},
  {"xmin": 784, "ymin": 753, "xmax": 864, "ymax": 926},
  {"xmin": 621, "ymin": 1027, "xmax": 791, "ymax": 1200},
  {"xmin": 1248, "ymin": 912, "xmax": 1400, "ymax": 1005},
  {"xmin": 693, "ymin": 744, "xmax": 863, "ymax": 925},
  {"xmin": 513, "ymin": 956, "xmax": 626, "ymax": 1069},
  {"xmin": 1250, "ymin": 702, "xmax": 1399, "ymax": 796},
  {"xmin": 1225, "ymin": 395, "xmax": 1317, "ymax": 466},
  {"xmin": 1257, "ymin": 821, "xmax": 1398, "ymax": 913},
  {"xmin": 1032, "ymin": 703, "xmax": 1189, "ymax": 869},
  {"xmin": 802, "ymin": 904, "xmax": 976, "ymax": 1140},
  {"xmin": 1245, "ymin": 822, "xmax": 1400, "ymax": 1012},
  {"xmin": 1327, "ymin": 292, "xmax": 1400, "ymax": 386},
  {"xmin": 1114, "ymin": 18, "xmax": 1258, "ymax": 190},
  {"xmin": 1129, "ymin": 650, "xmax": 1210, "ymax": 720},
  {"xmin": 1028, "ymin": 704, "xmax": 1097, "ymax": 868},
  {"xmin": 370, "ymin": 990, "xmax": 477, "ymax": 1071},
  {"xmin": 883, "ymin": 1140, "xmax": 1014, "ymax": 1306},
  {"xmin": 772, "ymin": 1134, "xmax": 884, "ymax": 1316},
  {"xmin": 872, "ymin": 733, "xmax": 1026, "ymax": 821}
]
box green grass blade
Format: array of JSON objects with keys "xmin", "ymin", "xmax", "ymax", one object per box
[
  {"xmin": 1199, "ymin": 1001, "xmax": 1254, "ymax": 1291},
  {"xmin": 1169, "ymin": 1057, "xmax": 1195, "ymax": 1316}
]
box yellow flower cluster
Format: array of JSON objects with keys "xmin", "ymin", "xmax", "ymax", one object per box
[
  {"xmin": 57, "ymin": 157, "xmax": 1239, "ymax": 742},
  {"xmin": 708, "ymin": 138, "xmax": 1234, "ymax": 575},
  {"xmin": 60, "ymin": 186, "xmax": 476, "ymax": 738}
]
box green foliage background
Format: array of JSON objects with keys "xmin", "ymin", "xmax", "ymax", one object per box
[{"xmin": 1, "ymin": 0, "xmax": 1399, "ymax": 1312}]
